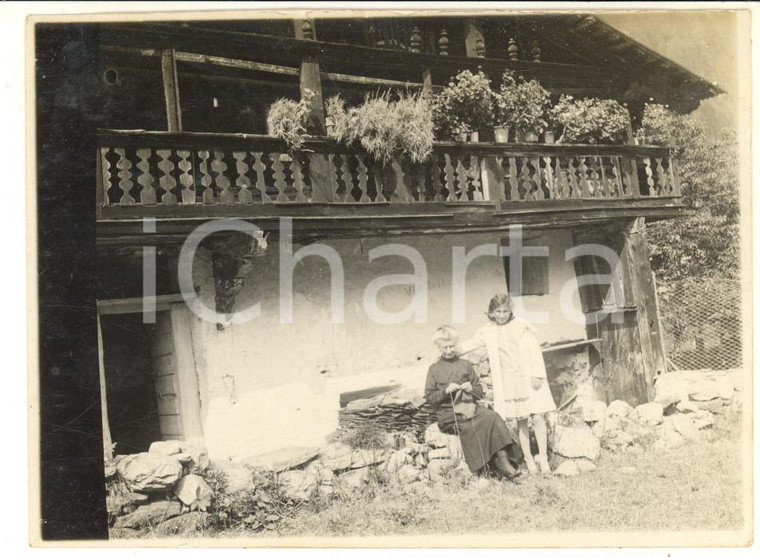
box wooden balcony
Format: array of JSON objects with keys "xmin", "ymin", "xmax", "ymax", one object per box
[{"xmin": 97, "ymin": 130, "xmax": 684, "ymax": 243}]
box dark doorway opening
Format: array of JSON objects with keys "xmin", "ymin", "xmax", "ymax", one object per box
[{"xmin": 100, "ymin": 313, "xmax": 162, "ymax": 456}]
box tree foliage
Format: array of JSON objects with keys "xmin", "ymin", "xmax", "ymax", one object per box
[{"xmin": 636, "ymin": 105, "xmax": 740, "ymax": 283}]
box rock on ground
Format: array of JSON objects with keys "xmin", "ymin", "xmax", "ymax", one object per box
[
  {"xmin": 655, "ymin": 370, "xmax": 736, "ymax": 406},
  {"xmin": 340, "ymin": 467, "xmax": 372, "ymax": 490},
  {"xmin": 428, "ymin": 447, "xmax": 452, "ymax": 460},
  {"xmin": 603, "ymin": 429, "xmax": 634, "ymax": 452},
  {"xmin": 106, "ymin": 490, "xmax": 149, "ymax": 517},
  {"xmin": 575, "ymin": 458, "xmax": 597, "ymax": 473},
  {"xmin": 210, "ymin": 459, "xmax": 253, "ymax": 494},
  {"xmin": 242, "ymin": 446, "xmax": 320, "ymax": 473},
  {"xmin": 384, "ymin": 449, "xmax": 414, "ymax": 473},
  {"xmin": 693, "ymin": 410, "xmax": 716, "ymax": 430},
  {"xmin": 552, "ymin": 423, "xmax": 601, "ymax": 460},
  {"xmin": 652, "ymin": 421, "xmax": 686, "ymax": 450},
  {"xmin": 319, "ymin": 442, "xmax": 354, "ymax": 471},
  {"xmin": 581, "ymin": 400, "xmax": 607, "ymax": 423},
  {"xmin": 397, "ymin": 464, "xmax": 421, "ymax": 484},
  {"xmin": 591, "ymin": 417, "xmax": 606, "ymax": 439},
  {"xmin": 153, "ymin": 511, "xmax": 208, "ymax": 536},
  {"xmin": 149, "ymin": 441, "xmax": 209, "ymax": 473},
  {"xmin": 426, "ymin": 458, "xmax": 456, "ymax": 482},
  {"xmin": 174, "ymin": 474, "xmax": 213, "ymax": 510},
  {"xmin": 319, "ymin": 443, "xmax": 388, "ymax": 471},
  {"xmin": 424, "ymin": 423, "xmax": 450, "ymax": 448},
  {"xmin": 633, "ymin": 402, "xmax": 664, "ymax": 426},
  {"xmin": 676, "ymin": 400, "xmax": 699, "ymax": 413},
  {"xmin": 603, "ymin": 415, "xmax": 623, "ymax": 434},
  {"xmin": 116, "ymin": 453, "xmax": 184, "ymax": 493},
  {"xmin": 148, "ymin": 440, "xmax": 183, "ymax": 456},
  {"xmin": 606, "ymin": 400, "xmax": 632, "ymax": 418},
  {"xmin": 669, "ymin": 413, "xmax": 700, "ymax": 439},
  {"xmin": 278, "ymin": 470, "xmax": 317, "ymax": 501},
  {"xmin": 554, "ymin": 460, "xmax": 580, "ymax": 477},
  {"xmin": 114, "ymin": 501, "xmax": 183, "ymax": 529}
]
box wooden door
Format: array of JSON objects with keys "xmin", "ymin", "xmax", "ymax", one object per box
[{"xmin": 150, "ymin": 311, "xmax": 183, "ymax": 440}]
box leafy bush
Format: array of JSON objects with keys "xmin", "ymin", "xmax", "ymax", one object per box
[
  {"xmin": 433, "ymin": 69, "xmax": 494, "ymax": 138},
  {"xmin": 201, "ymin": 464, "xmax": 300, "ymax": 533},
  {"xmin": 266, "ymin": 89, "xmax": 316, "ymax": 151},
  {"xmin": 635, "ymin": 104, "xmax": 740, "ymax": 282},
  {"xmin": 550, "ymin": 95, "xmax": 630, "ymax": 144},
  {"xmin": 327, "ymin": 91, "xmax": 434, "ymax": 165}
]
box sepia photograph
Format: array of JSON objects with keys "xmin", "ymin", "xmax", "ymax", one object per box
[{"xmin": 27, "ymin": 3, "xmax": 753, "ymax": 548}]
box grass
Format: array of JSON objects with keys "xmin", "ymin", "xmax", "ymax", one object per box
[{"xmin": 111, "ymin": 407, "xmax": 746, "ymax": 539}]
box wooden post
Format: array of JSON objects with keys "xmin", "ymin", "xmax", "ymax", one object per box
[
  {"xmin": 95, "ymin": 147, "xmax": 103, "ymax": 220},
  {"xmin": 482, "ymin": 156, "xmax": 505, "ymax": 210},
  {"xmin": 422, "ymin": 68, "xmax": 433, "ymax": 92},
  {"xmin": 571, "ymin": 225, "xmax": 650, "ymax": 405},
  {"xmin": 160, "ymin": 49, "xmax": 182, "ymax": 132},
  {"xmin": 170, "ymin": 304, "xmax": 204, "ymax": 441},
  {"xmin": 625, "ymin": 217, "xmax": 667, "ymax": 396},
  {"xmin": 300, "ymin": 54, "xmax": 326, "ymax": 136},
  {"xmin": 463, "ymin": 19, "xmax": 486, "ymax": 58},
  {"xmin": 96, "ymin": 313, "xmax": 113, "ymax": 462},
  {"xmin": 294, "ymin": 19, "xmax": 316, "ymax": 40}
]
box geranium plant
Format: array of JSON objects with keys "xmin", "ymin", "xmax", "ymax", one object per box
[
  {"xmin": 550, "ymin": 95, "xmax": 630, "ymax": 144},
  {"xmin": 494, "ymin": 69, "xmax": 519, "ymax": 130},
  {"xmin": 433, "ymin": 69, "xmax": 494, "ymax": 139},
  {"xmin": 510, "ymin": 76, "xmax": 551, "ymax": 138}
]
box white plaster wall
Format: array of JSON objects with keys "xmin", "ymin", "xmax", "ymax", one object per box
[
  {"xmin": 509, "ymin": 230, "xmax": 588, "ymax": 345},
  {"xmin": 186, "ymin": 230, "xmax": 585, "ymax": 459}
]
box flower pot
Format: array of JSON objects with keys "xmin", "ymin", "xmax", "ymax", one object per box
[
  {"xmin": 494, "ymin": 126, "xmax": 510, "ymax": 143},
  {"xmin": 469, "ymin": 131, "xmax": 480, "ymax": 142},
  {"xmin": 457, "ymin": 132, "xmax": 468, "ymax": 143},
  {"xmin": 524, "ymin": 131, "xmax": 539, "ymax": 143},
  {"xmin": 543, "ymin": 131, "xmax": 555, "ymax": 144}
]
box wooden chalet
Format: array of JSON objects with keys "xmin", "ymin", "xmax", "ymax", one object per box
[{"xmin": 88, "ymin": 14, "xmax": 721, "ymax": 458}]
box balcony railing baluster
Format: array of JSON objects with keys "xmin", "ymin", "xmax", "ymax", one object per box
[{"xmin": 96, "ymin": 131, "xmax": 681, "ymax": 218}]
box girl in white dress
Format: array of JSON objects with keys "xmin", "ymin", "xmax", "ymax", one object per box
[{"xmin": 460, "ymin": 293, "xmax": 556, "ymax": 475}]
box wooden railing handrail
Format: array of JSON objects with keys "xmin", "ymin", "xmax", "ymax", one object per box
[{"xmin": 96, "ymin": 129, "xmax": 677, "ymax": 158}]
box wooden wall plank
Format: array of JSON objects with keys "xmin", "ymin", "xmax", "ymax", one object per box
[
  {"xmin": 170, "ymin": 304, "xmax": 204, "ymax": 441},
  {"xmin": 150, "ymin": 333, "xmax": 174, "ymax": 359},
  {"xmin": 155, "ymin": 374, "xmax": 178, "ymax": 396},
  {"xmin": 156, "ymin": 395, "xmax": 180, "ymax": 416}
]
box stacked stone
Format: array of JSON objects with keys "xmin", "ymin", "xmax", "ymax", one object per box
[
  {"xmin": 107, "ymin": 440, "xmax": 212, "ymax": 533},
  {"xmin": 338, "ymin": 387, "xmax": 437, "ymax": 435},
  {"xmin": 554, "ymin": 368, "xmax": 741, "ymax": 475}
]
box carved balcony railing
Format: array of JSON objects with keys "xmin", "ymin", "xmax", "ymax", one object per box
[{"xmin": 97, "ymin": 130, "xmax": 681, "ymax": 220}]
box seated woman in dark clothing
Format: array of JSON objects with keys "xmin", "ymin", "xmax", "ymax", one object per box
[{"xmin": 424, "ymin": 325, "xmax": 521, "ymax": 479}]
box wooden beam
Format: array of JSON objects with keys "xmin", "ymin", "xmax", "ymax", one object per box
[
  {"xmin": 96, "ymin": 314, "xmax": 113, "ymax": 462},
  {"xmin": 160, "ymin": 49, "xmax": 182, "ymax": 132},
  {"xmin": 97, "ymin": 294, "xmax": 187, "ymax": 315}
]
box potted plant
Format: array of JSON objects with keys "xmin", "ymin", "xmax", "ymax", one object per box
[
  {"xmin": 266, "ymin": 89, "xmax": 316, "ymax": 151},
  {"xmin": 329, "ymin": 90, "xmax": 434, "ymax": 165},
  {"xmin": 433, "ymin": 69, "xmax": 494, "ymax": 142},
  {"xmin": 493, "ymin": 70, "xmax": 518, "ymax": 143},
  {"xmin": 549, "ymin": 95, "xmax": 631, "ymax": 144},
  {"xmin": 510, "ymin": 77, "xmax": 551, "ymax": 142}
]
